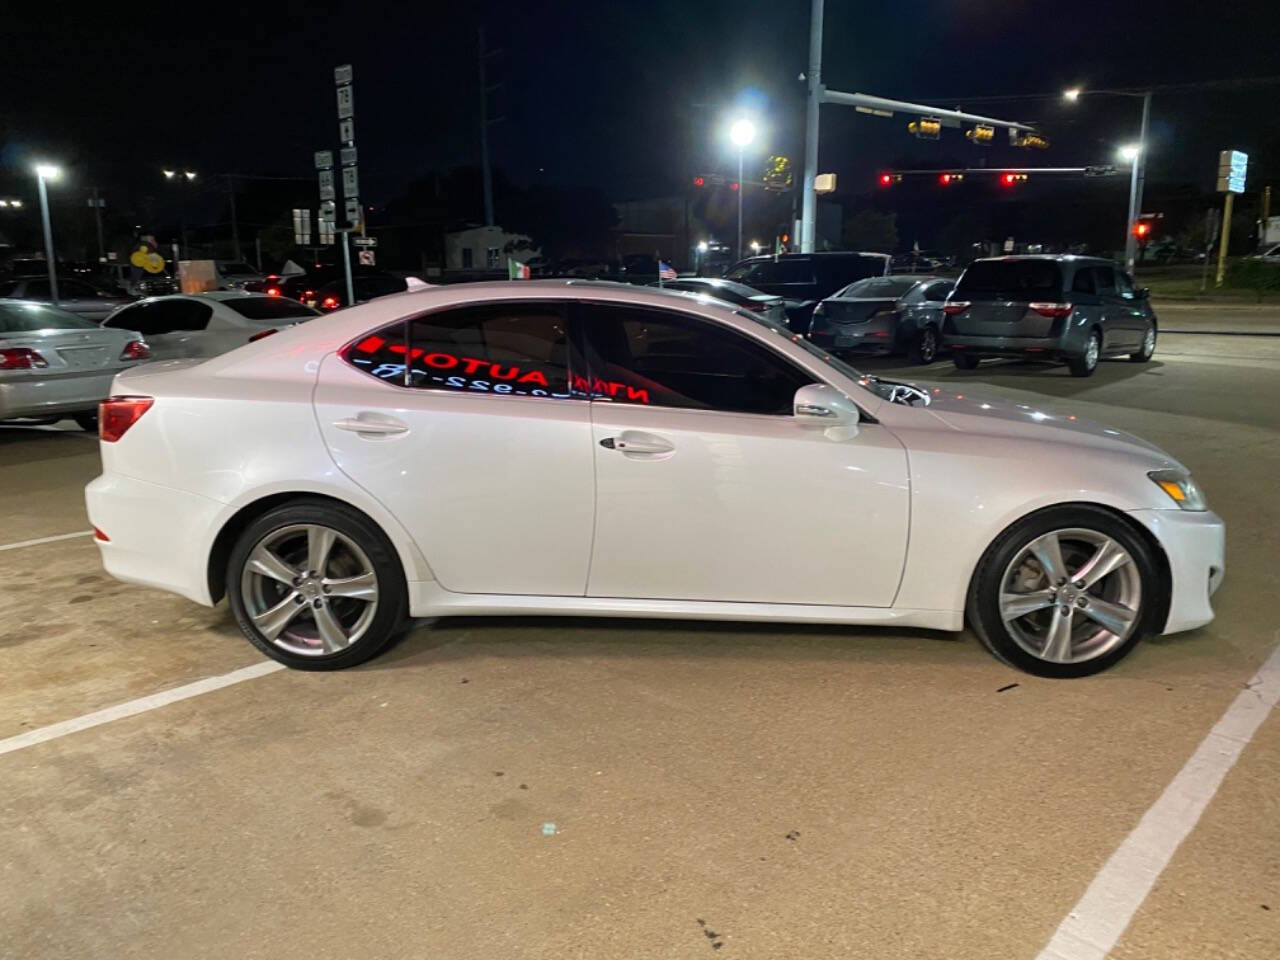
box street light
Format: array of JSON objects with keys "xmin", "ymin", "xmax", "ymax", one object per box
[
  {"xmin": 727, "ymin": 117, "xmax": 758, "ymax": 262},
  {"xmin": 33, "ymin": 164, "xmax": 61, "ymax": 306},
  {"xmin": 162, "ymin": 167, "xmax": 199, "ymax": 258},
  {"xmin": 1063, "ymin": 87, "xmax": 1152, "ymax": 272}
]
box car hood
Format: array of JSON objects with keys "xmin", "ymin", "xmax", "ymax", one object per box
[{"xmin": 912, "ymin": 387, "xmax": 1183, "ymax": 469}]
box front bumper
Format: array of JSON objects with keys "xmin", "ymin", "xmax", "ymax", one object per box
[{"xmin": 1127, "ymin": 508, "xmax": 1225, "ymax": 634}]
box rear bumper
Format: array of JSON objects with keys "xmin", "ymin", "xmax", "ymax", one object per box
[
  {"xmin": 943, "ymin": 334, "xmax": 1067, "ymax": 356},
  {"xmin": 86, "ymin": 472, "xmax": 222, "ymax": 606},
  {"xmin": 810, "ymin": 318, "xmax": 898, "ymax": 354},
  {"xmin": 0, "ymin": 371, "xmax": 116, "ymax": 419},
  {"xmin": 1127, "ymin": 508, "xmax": 1225, "ymax": 634}
]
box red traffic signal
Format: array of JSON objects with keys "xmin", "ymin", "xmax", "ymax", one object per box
[
  {"xmin": 1000, "ymin": 172, "xmax": 1028, "ymax": 187},
  {"xmin": 693, "ymin": 176, "xmax": 705, "ymax": 187},
  {"xmin": 1134, "ymin": 221, "xmax": 1151, "ymax": 237},
  {"xmin": 939, "ymin": 173, "xmax": 963, "ymax": 185},
  {"xmin": 879, "ymin": 173, "xmax": 892, "ymax": 186},
  {"xmin": 730, "ymin": 181, "xmax": 739, "ymax": 191}
]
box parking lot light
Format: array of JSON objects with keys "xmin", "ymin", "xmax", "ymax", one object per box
[
  {"xmin": 1118, "ymin": 144, "xmax": 1140, "ymax": 162},
  {"xmin": 162, "ymin": 169, "xmax": 177, "ymax": 179},
  {"xmin": 33, "ymin": 163, "xmax": 61, "ymax": 306},
  {"xmin": 1063, "ymin": 87, "xmax": 1082, "ymax": 102}
]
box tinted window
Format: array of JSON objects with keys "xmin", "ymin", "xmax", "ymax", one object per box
[
  {"xmin": 1071, "ymin": 268, "xmax": 1097, "ymax": 294},
  {"xmin": 60, "ymin": 279, "xmax": 102, "ymax": 298},
  {"xmin": 838, "ymin": 277, "xmax": 918, "ymax": 299},
  {"xmin": 955, "ymin": 260, "xmax": 1064, "ymax": 301},
  {"xmin": 343, "ymin": 303, "xmax": 574, "ymax": 399},
  {"xmin": 0, "ymin": 302, "xmax": 98, "ymax": 332},
  {"xmin": 727, "ymin": 259, "xmax": 814, "ymax": 286},
  {"xmin": 104, "ymin": 298, "xmax": 212, "ymax": 334},
  {"xmin": 582, "ymin": 305, "xmax": 812, "ymax": 415},
  {"xmin": 23, "ymin": 279, "xmax": 51, "ymax": 298},
  {"xmin": 1118, "ymin": 271, "xmax": 1138, "ymax": 300},
  {"xmin": 815, "ymin": 256, "xmax": 886, "ymax": 289},
  {"xmin": 922, "ymin": 281, "xmax": 953, "ymax": 302},
  {"xmin": 222, "ymin": 297, "xmax": 319, "ymax": 321},
  {"xmin": 1092, "ymin": 265, "xmax": 1117, "ymax": 296}
]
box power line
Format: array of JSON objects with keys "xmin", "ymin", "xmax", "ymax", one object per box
[{"xmin": 911, "ymin": 75, "xmax": 1280, "ymax": 105}]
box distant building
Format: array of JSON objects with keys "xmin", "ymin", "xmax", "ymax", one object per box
[{"xmin": 444, "ymin": 224, "xmax": 540, "ymax": 275}]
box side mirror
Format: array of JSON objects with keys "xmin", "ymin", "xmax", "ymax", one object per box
[
  {"xmin": 1137, "ymin": 286, "xmax": 1150, "ymax": 300},
  {"xmin": 794, "ymin": 383, "xmax": 860, "ymax": 427}
]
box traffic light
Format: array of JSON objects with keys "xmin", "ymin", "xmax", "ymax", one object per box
[
  {"xmin": 730, "ymin": 181, "xmax": 739, "ymax": 191},
  {"xmin": 878, "ymin": 172, "xmax": 902, "ymax": 187},
  {"xmin": 939, "ymin": 172, "xmax": 964, "ymax": 186},
  {"xmin": 1000, "ymin": 172, "xmax": 1029, "ymax": 187},
  {"xmin": 1016, "ymin": 133, "xmax": 1050, "ymax": 150},
  {"xmin": 966, "ymin": 124, "xmax": 995, "ymax": 145},
  {"xmin": 908, "ymin": 117, "xmax": 941, "ymax": 140},
  {"xmin": 1134, "ymin": 221, "xmax": 1151, "ymax": 238},
  {"xmin": 693, "ymin": 176, "xmax": 705, "ymax": 187}
]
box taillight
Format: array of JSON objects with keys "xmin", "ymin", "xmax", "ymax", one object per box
[
  {"xmin": 1029, "ymin": 302, "xmax": 1073, "ymax": 318},
  {"xmin": 93, "ymin": 526, "xmax": 110, "ymax": 542},
  {"xmin": 120, "ymin": 339, "xmax": 151, "ymax": 361},
  {"xmin": 265, "ymin": 287, "xmax": 281, "ymax": 297},
  {"xmin": 99, "ymin": 396, "xmax": 154, "ymax": 443},
  {"xmin": 0, "ymin": 347, "xmax": 47, "ymax": 370},
  {"xmin": 303, "ymin": 289, "xmax": 315, "ymax": 299},
  {"xmin": 322, "ymin": 296, "xmax": 340, "ymax": 309},
  {"xmin": 248, "ymin": 328, "xmax": 278, "ymax": 342},
  {"xmin": 942, "ymin": 301, "xmax": 971, "ymax": 315}
]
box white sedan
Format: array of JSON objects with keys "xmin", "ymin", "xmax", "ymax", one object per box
[
  {"xmin": 101, "ymin": 291, "xmax": 319, "ymax": 360},
  {"xmin": 85, "ymin": 281, "xmax": 1224, "ymax": 677}
]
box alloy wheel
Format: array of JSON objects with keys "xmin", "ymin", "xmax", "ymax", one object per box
[
  {"xmin": 1085, "ymin": 333, "xmax": 1100, "ymax": 369},
  {"xmin": 918, "ymin": 328, "xmax": 937, "ymax": 363},
  {"xmin": 997, "ymin": 527, "xmax": 1142, "ymax": 665},
  {"xmin": 240, "ymin": 523, "xmax": 380, "ymax": 657}
]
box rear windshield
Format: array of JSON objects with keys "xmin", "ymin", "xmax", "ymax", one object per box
[
  {"xmin": 0, "ymin": 302, "xmax": 99, "ymax": 332},
  {"xmin": 838, "ymin": 277, "xmax": 918, "ymax": 299},
  {"xmin": 222, "ymin": 297, "xmax": 319, "ymax": 321},
  {"xmin": 956, "ymin": 260, "xmax": 1064, "ymax": 301}
]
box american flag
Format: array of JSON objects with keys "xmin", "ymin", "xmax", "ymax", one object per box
[{"xmin": 658, "ymin": 260, "xmax": 677, "ymax": 281}]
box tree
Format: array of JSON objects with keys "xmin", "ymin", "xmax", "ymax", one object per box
[{"xmin": 842, "ymin": 210, "xmax": 897, "ymax": 253}]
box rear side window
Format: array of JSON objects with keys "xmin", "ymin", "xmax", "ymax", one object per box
[
  {"xmin": 222, "ymin": 297, "xmax": 319, "ymax": 321},
  {"xmin": 956, "ymin": 261, "xmax": 1064, "ymax": 301},
  {"xmin": 343, "ymin": 303, "xmax": 575, "ymax": 399},
  {"xmin": 581, "ymin": 304, "xmax": 812, "ymax": 415},
  {"xmin": 1092, "ymin": 265, "xmax": 1117, "ymax": 296},
  {"xmin": 922, "ymin": 281, "xmax": 953, "ymax": 302},
  {"xmin": 0, "ymin": 303, "xmax": 98, "ymax": 331},
  {"xmin": 103, "ymin": 299, "xmax": 212, "ymax": 334},
  {"xmin": 1071, "ymin": 268, "xmax": 1097, "ymax": 295}
]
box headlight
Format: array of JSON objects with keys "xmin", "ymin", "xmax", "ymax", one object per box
[{"xmin": 1148, "ymin": 469, "xmax": 1207, "ymax": 511}]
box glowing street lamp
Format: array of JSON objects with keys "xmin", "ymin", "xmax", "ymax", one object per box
[
  {"xmin": 1062, "ymin": 87, "xmax": 1082, "ymax": 102},
  {"xmin": 34, "ymin": 164, "xmax": 62, "ymax": 305},
  {"xmin": 1118, "ymin": 143, "xmax": 1140, "ymax": 162}
]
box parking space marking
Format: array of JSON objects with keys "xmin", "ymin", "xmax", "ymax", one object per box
[
  {"xmin": 0, "ymin": 530, "xmax": 93, "ymax": 553},
  {"xmin": 0, "ymin": 660, "xmax": 284, "ymax": 757},
  {"xmin": 1037, "ymin": 640, "xmax": 1280, "ymax": 960}
]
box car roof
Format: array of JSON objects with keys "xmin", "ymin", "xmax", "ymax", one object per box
[
  {"xmin": 971, "ymin": 255, "xmax": 1113, "ymax": 265},
  {"xmin": 736, "ymin": 251, "xmax": 890, "ymax": 262}
]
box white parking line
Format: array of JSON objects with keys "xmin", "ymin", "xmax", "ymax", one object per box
[
  {"xmin": 1037, "ymin": 640, "xmax": 1280, "ymax": 960},
  {"xmin": 0, "ymin": 660, "xmax": 284, "ymax": 757},
  {"xmin": 0, "ymin": 530, "xmax": 93, "ymax": 553}
]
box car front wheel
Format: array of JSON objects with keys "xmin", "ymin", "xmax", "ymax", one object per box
[
  {"xmin": 967, "ymin": 505, "xmax": 1160, "ymax": 677},
  {"xmin": 227, "ymin": 500, "xmax": 407, "ymax": 670},
  {"xmin": 912, "ymin": 326, "xmax": 939, "ymax": 364}
]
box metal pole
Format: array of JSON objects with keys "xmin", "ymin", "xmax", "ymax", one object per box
[
  {"xmin": 37, "ymin": 173, "xmax": 59, "ymax": 306},
  {"xmin": 341, "ymin": 230, "xmax": 355, "ymax": 305},
  {"xmin": 1124, "ymin": 92, "xmax": 1151, "ymax": 273},
  {"xmin": 227, "ymin": 175, "xmax": 242, "ymax": 261},
  {"xmin": 1215, "ymin": 193, "xmax": 1234, "ymax": 287},
  {"xmin": 255, "ymin": 235, "xmax": 262, "ymax": 271},
  {"xmin": 800, "ymin": 0, "xmax": 823, "ymax": 253},
  {"xmin": 737, "ymin": 150, "xmax": 744, "ymax": 262},
  {"xmin": 479, "ymin": 27, "xmax": 495, "ymax": 227},
  {"xmin": 91, "ymin": 187, "xmax": 105, "ymax": 264}
]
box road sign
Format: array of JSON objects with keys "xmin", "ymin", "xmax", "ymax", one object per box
[
  {"xmin": 314, "ymin": 150, "xmax": 333, "ymax": 170},
  {"xmin": 344, "ymin": 197, "xmax": 361, "ymax": 225},
  {"xmin": 340, "ymin": 146, "xmax": 357, "ymax": 166},
  {"xmin": 320, "ymin": 200, "xmax": 336, "ymax": 223},
  {"xmin": 353, "ymin": 236, "xmax": 377, "ymax": 247},
  {"xmin": 1084, "ymin": 164, "xmax": 1117, "ymax": 178},
  {"xmin": 334, "ymin": 64, "xmax": 353, "ymax": 85},
  {"xmin": 358, "ymin": 249, "xmax": 375, "ymax": 266},
  {"xmin": 318, "ymin": 169, "xmax": 335, "ymax": 200},
  {"xmin": 341, "ymin": 166, "xmax": 359, "ymax": 196},
  {"xmin": 1216, "ymin": 150, "xmax": 1247, "ymax": 194},
  {"xmin": 814, "ymin": 173, "xmax": 837, "ymax": 194},
  {"xmin": 336, "ymin": 86, "xmax": 354, "ymax": 119},
  {"xmin": 292, "ymin": 208, "xmax": 312, "ymax": 246},
  {"xmin": 339, "ymin": 118, "xmax": 354, "ymax": 143}
]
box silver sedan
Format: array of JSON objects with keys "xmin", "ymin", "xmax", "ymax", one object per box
[{"xmin": 0, "ymin": 300, "xmax": 150, "ymax": 431}]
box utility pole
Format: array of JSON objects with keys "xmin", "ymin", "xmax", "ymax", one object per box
[
  {"xmin": 478, "ymin": 27, "xmax": 500, "ymax": 227},
  {"xmin": 1215, "ymin": 192, "xmax": 1234, "ymax": 287},
  {"xmin": 1124, "ymin": 92, "xmax": 1152, "ymax": 273},
  {"xmin": 226, "ymin": 175, "xmax": 242, "ymax": 262},
  {"xmin": 800, "ymin": 0, "xmax": 823, "ymax": 253},
  {"xmin": 91, "ymin": 187, "xmax": 105, "ymax": 263}
]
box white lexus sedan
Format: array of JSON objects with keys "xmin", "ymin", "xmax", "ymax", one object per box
[
  {"xmin": 101, "ymin": 291, "xmax": 319, "ymax": 360},
  {"xmin": 85, "ymin": 281, "xmax": 1224, "ymax": 677}
]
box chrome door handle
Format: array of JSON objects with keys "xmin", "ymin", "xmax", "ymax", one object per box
[
  {"xmin": 600, "ymin": 431, "xmax": 675, "ymax": 455},
  {"xmin": 333, "ymin": 415, "xmax": 409, "ymax": 437}
]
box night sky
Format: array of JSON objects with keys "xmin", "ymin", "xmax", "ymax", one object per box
[{"xmin": 2, "ymin": 0, "xmax": 1278, "ymax": 233}]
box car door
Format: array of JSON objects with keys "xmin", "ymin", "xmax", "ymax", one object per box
[
  {"xmin": 579, "ymin": 302, "xmax": 910, "ymax": 607},
  {"xmin": 313, "ymin": 299, "xmax": 596, "ymax": 596},
  {"xmin": 114, "ymin": 299, "xmax": 213, "ymax": 358},
  {"xmin": 1115, "ymin": 270, "xmax": 1152, "ymax": 341},
  {"xmin": 1090, "ymin": 264, "xmax": 1137, "ymax": 350}
]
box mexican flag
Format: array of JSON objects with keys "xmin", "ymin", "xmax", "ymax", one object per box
[{"xmin": 508, "ymin": 258, "xmax": 531, "ymax": 280}]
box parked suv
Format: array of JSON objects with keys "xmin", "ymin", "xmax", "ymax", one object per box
[
  {"xmin": 941, "ymin": 256, "xmax": 1157, "ymax": 377},
  {"xmin": 725, "ymin": 252, "xmax": 890, "ymax": 333}
]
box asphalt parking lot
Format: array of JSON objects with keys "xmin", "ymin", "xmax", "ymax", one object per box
[{"xmin": 3, "ymin": 331, "xmax": 1278, "ymax": 960}]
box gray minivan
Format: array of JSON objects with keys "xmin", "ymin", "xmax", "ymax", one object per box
[{"xmin": 941, "ymin": 256, "xmax": 1157, "ymax": 377}]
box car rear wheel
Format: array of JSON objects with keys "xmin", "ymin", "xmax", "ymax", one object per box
[
  {"xmin": 1068, "ymin": 330, "xmax": 1101, "ymax": 377},
  {"xmin": 1129, "ymin": 323, "xmax": 1157, "ymax": 362},
  {"xmin": 912, "ymin": 326, "xmax": 939, "ymax": 364},
  {"xmin": 967, "ymin": 505, "xmax": 1160, "ymax": 677},
  {"xmin": 227, "ymin": 500, "xmax": 407, "ymax": 670},
  {"xmin": 953, "ymin": 352, "xmax": 980, "ymax": 370}
]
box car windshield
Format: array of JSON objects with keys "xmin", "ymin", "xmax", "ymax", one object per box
[
  {"xmin": 222, "ymin": 297, "xmax": 320, "ymax": 321},
  {"xmin": 837, "ymin": 277, "xmax": 919, "ymax": 299},
  {"xmin": 0, "ymin": 302, "xmax": 99, "ymax": 332},
  {"xmin": 956, "ymin": 260, "xmax": 1064, "ymax": 301}
]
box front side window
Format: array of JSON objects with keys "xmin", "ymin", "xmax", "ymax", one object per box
[
  {"xmin": 343, "ymin": 303, "xmax": 575, "ymax": 399},
  {"xmin": 1118, "ymin": 271, "xmax": 1138, "ymax": 300},
  {"xmin": 580, "ymin": 304, "xmax": 812, "ymax": 415},
  {"xmin": 923, "ymin": 281, "xmax": 953, "ymax": 302}
]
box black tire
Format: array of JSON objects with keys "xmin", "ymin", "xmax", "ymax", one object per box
[
  {"xmin": 1068, "ymin": 330, "xmax": 1101, "ymax": 377},
  {"xmin": 226, "ymin": 499, "xmax": 408, "ymax": 670},
  {"xmin": 966, "ymin": 504, "xmax": 1161, "ymax": 678},
  {"xmin": 72, "ymin": 412, "xmax": 98, "ymax": 433},
  {"xmin": 1129, "ymin": 322, "xmax": 1157, "ymax": 362},
  {"xmin": 912, "ymin": 326, "xmax": 939, "ymax": 364},
  {"xmin": 953, "ymin": 352, "xmax": 980, "ymax": 370}
]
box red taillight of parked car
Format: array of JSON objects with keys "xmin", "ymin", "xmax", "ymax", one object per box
[
  {"xmin": 322, "ymin": 296, "xmax": 340, "ymax": 310},
  {"xmin": 119, "ymin": 340, "xmax": 151, "ymax": 361},
  {"xmin": 1028, "ymin": 302, "xmax": 1074, "ymax": 318},
  {"xmin": 248, "ymin": 328, "xmax": 278, "ymax": 343},
  {"xmin": 265, "ymin": 287, "xmax": 281, "ymax": 297},
  {"xmin": 942, "ymin": 301, "xmax": 971, "ymax": 315},
  {"xmin": 0, "ymin": 347, "xmax": 47, "ymax": 370},
  {"xmin": 99, "ymin": 396, "xmax": 154, "ymax": 443}
]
